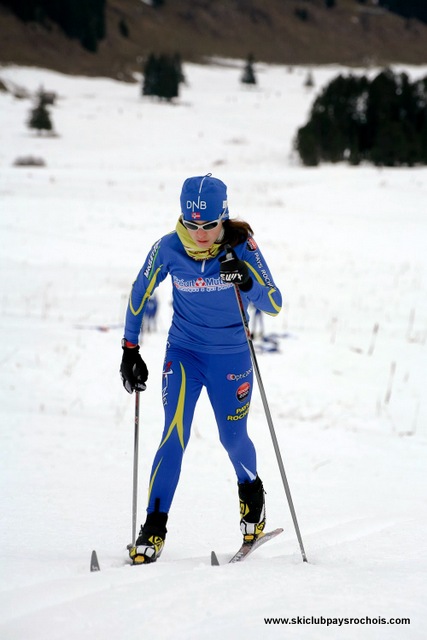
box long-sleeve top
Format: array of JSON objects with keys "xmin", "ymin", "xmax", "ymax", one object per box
[{"xmin": 124, "ymin": 231, "xmax": 282, "ymax": 354}]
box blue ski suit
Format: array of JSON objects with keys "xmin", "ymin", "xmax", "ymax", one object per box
[{"xmin": 124, "ymin": 229, "xmax": 282, "ymax": 514}]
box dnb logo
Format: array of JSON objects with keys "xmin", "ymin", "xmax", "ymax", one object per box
[
  {"xmin": 236, "ymin": 381, "xmax": 250, "ymax": 402},
  {"xmin": 186, "ymin": 198, "xmax": 207, "ymax": 214},
  {"xmin": 195, "ymin": 277, "xmax": 206, "ymax": 288}
]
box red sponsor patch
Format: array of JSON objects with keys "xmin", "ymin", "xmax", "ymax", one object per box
[
  {"xmin": 247, "ymin": 237, "xmax": 258, "ymax": 251},
  {"xmin": 237, "ymin": 381, "xmax": 251, "ymax": 402}
]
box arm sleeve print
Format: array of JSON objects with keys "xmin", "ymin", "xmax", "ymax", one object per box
[
  {"xmin": 124, "ymin": 239, "xmax": 169, "ymax": 344},
  {"xmin": 240, "ymin": 239, "xmax": 282, "ymax": 316}
]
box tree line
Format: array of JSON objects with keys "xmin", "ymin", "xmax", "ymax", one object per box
[
  {"xmin": 0, "ymin": 0, "xmax": 106, "ymax": 52},
  {"xmin": 376, "ymin": 0, "xmax": 427, "ymax": 25},
  {"xmin": 295, "ymin": 69, "xmax": 427, "ymax": 166}
]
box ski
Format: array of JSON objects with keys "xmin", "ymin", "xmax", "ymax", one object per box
[
  {"xmin": 91, "ymin": 530, "xmax": 283, "ymax": 571},
  {"xmin": 211, "ymin": 527, "xmax": 283, "ymax": 565},
  {"xmin": 90, "ymin": 550, "xmax": 100, "ymax": 572}
]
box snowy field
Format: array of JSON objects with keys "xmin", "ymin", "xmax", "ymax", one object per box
[{"xmin": 0, "ymin": 60, "xmax": 426, "ymax": 639}]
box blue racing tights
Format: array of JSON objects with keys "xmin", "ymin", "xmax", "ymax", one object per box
[{"xmin": 146, "ymin": 343, "xmax": 256, "ymax": 514}]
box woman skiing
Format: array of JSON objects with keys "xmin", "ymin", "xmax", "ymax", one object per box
[{"xmin": 120, "ymin": 174, "xmax": 282, "ymax": 564}]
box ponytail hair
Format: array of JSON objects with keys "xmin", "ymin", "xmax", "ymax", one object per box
[{"xmin": 222, "ymin": 219, "xmax": 254, "ymax": 248}]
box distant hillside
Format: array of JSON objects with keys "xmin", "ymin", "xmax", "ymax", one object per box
[{"xmin": 1, "ymin": 0, "xmax": 427, "ymax": 81}]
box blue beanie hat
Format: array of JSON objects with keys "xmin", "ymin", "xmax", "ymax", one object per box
[{"xmin": 180, "ymin": 174, "xmax": 229, "ymax": 221}]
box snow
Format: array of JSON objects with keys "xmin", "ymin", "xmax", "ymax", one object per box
[{"xmin": 0, "ymin": 60, "xmax": 426, "ymax": 639}]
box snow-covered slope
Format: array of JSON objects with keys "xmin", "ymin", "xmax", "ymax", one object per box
[{"xmin": 0, "ymin": 61, "xmax": 426, "ymax": 639}]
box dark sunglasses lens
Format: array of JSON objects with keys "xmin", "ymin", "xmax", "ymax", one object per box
[
  {"xmin": 202, "ymin": 221, "xmax": 219, "ymax": 231},
  {"xmin": 183, "ymin": 221, "xmax": 198, "ymax": 231},
  {"xmin": 183, "ymin": 219, "xmax": 220, "ymax": 231}
]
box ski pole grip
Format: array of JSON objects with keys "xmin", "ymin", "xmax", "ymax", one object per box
[{"xmin": 223, "ymin": 244, "xmax": 235, "ymax": 262}]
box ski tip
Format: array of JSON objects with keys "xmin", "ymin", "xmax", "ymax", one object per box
[
  {"xmin": 211, "ymin": 550, "xmax": 220, "ymax": 566},
  {"xmin": 90, "ymin": 550, "xmax": 100, "ymax": 572}
]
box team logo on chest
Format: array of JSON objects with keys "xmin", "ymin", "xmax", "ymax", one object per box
[{"xmin": 173, "ymin": 275, "xmax": 229, "ymax": 292}]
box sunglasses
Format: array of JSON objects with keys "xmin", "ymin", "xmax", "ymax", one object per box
[{"xmin": 182, "ymin": 211, "xmax": 226, "ymax": 232}]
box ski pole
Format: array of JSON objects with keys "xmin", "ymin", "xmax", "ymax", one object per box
[
  {"xmin": 223, "ymin": 245, "xmax": 308, "ymax": 563},
  {"xmin": 128, "ymin": 390, "xmax": 140, "ymax": 549}
]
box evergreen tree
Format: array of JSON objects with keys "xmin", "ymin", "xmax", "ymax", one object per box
[
  {"xmin": 304, "ymin": 71, "xmax": 315, "ymax": 88},
  {"xmin": 241, "ymin": 54, "xmax": 257, "ymax": 85},
  {"xmin": 142, "ymin": 54, "xmax": 160, "ymax": 96},
  {"xmin": 365, "ymin": 69, "xmax": 418, "ymax": 165},
  {"xmin": 157, "ymin": 54, "xmax": 179, "ymax": 100},
  {"xmin": 173, "ymin": 53, "xmax": 185, "ymax": 85},
  {"xmin": 295, "ymin": 8, "xmax": 309, "ymax": 21},
  {"xmin": 142, "ymin": 53, "xmax": 181, "ymax": 101},
  {"xmin": 119, "ymin": 18, "xmax": 129, "ymax": 38},
  {"xmin": 28, "ymin": 92, "xmax": 53, "ymax": 135},
  {"xmin": 295, "ymin": 69, "xmax": 427, "ymax": 166},
  {"xmin": 296, "ymin": 73, "xmax": 369, "ymax": 164},
  {"xmin": 414, "ymin": 77, "xmax": 427, "ymax": 163}
]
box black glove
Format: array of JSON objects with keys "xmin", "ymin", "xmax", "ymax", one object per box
[
  {"xmin": 120, "ymin": 345, "xmax": 148, "ymax": 394},
  {"xmin": 219, "ymin": 246, "xmax": 253, "ymax": 292}
]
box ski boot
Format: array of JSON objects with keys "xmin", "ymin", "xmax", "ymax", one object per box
[
  {"xmin": 238, "ymin": 475, "xmax": 266, "ymax": 543},
  {"xmin": 129, "ymin": 512, "xmax": 168, "ymax": 565}
]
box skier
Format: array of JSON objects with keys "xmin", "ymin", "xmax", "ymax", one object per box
[
  {"xmin": 120, "ymin": 174, "xmax": 282, "ymax": 564},
  {"xmin": 140, "ymin": 293, "xmax": 158, "ymax": 335}
]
